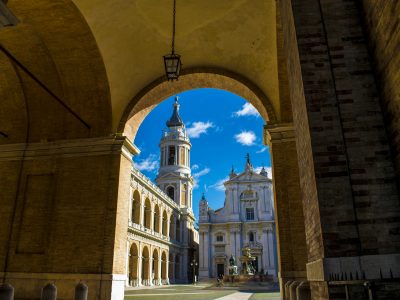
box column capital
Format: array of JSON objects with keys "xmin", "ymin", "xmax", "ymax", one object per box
[{"xmin": 263, "ymin": 123, "xmax": 295, "ymax": 146}]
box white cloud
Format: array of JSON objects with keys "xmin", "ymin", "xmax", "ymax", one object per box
[
  {"xmin": 234, "ymin": 131, "xmax": 256, "ymax": 146},
  {"xmin": 192, "ymin": 167, "xmax": 210, "ymax": 189},
  {"xmin": 256, "ymin": 147, "xmax": 268, "ymax": 154},
  {"xmin": 254, "ymin": 166, "xmax": 273, "ymax": 179},
  {"xmin": 209, "ymin": 176, "xmax": 229, "ymax": 191},
  {"xmin": 191, "ymin": 164, "xmax": 199, "ymax": 170},
  {"xmin": 233, "ymin": 103, "xmax": 260, "ymax": 117},
  {"xmin": 134, "ymin": 154, "xmax": 159, "ymax": 172},
  {"xmin": 187, "ymin": 121, "xmax": 214, "ymax": 138}
]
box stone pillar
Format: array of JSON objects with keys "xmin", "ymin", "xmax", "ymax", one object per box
[
  {"xmin": 159, "ymin": 211, "xmax": 163, "ymax": 234},
  {"xmin": 199, "ymin": 227, "xmax": 210, "ymax": 278},
  {"xmin": 0, "ymin": 136, "xmax": 138, "ymax": 300},
  {"xmin": 137, "ymin": 242, "xmax": 143, "ymax": 286},
  {"xmin": 166, "ymin": 213, "xmax": 171, "ymax": 239},
  {"xmin": 140, "ymin": 202, "xmax": 145, "ymax": 227},
  {"xmin": 264, "ymin": 124, "xmax": 308, "ymax": 296},
  {"xmin": 165, "ymin": 258, "xmax": 170, "ymax": 285},
  {"xmin": 277, "ymin": 1, "xmax": 400, "ymax": 298},
  {"xmin": 157, "ymin": 253, "xmax": 162, "ymax": 285},
  {"xmin": 150, "ymin": 205, "xmax": 155, "ymax": 231},
  {"xmin": 148, "ymin": 257, "xmax": 153, "ymax": 286}
]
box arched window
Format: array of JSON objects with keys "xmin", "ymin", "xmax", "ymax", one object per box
[
  {"xmin": 167, "ymin": 186, "xmax": 175, "ymax": 200},
  {"xmin": 181, "ymin": 184, "xmax": 187, "ymax": 206},
  {"xmin": 176, "ymin": 219, "xmax": 181, "ymax": 242}
]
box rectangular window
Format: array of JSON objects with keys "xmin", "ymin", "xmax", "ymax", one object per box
[
  {"xmin": 246, "ymin": 208, "xmax": 255, "ymax": 221},
  {"xmin": 168, "ymin": 146, "xmax": 175, "ymax": 165},
  {"xmin": 216, "ymin": 235, "xmax": 223, "ymax": 242},
  {"xmin": 180, "ymin": 147, "xmax": 185, "ymax": 165}
]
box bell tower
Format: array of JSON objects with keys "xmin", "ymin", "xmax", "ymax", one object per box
[{"xmin": 156, "ymin": 96, "xmax": 193, "ymax": 212}]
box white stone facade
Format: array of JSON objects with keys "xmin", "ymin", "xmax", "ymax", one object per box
[{"xmin": 199, "ymin": 158, "xmax": 277, "ymax": 279}]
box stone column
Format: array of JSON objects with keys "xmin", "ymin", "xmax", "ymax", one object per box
[
  {"xmin": 157, "ymin": 252, "xmax": 162, "ymax": 285},
  {"xmin": 264, "ymin": 124, "xmax": 308, "ymax": 293},
  {"xmin": 150, "ymin": 204, "xmax": 155, "ymax": 231},
  {"xmin": 166, "ymin": 213, "xmax": 171, "ymax": 239},
  {"xmin": 199, "ymin": 227, "xmax": 210, "ymax": 278},
  {"xmin": 140, "ymin": 201, "xmax": 145, "ymax": 228},
  {"xmin": 165, "ymin": 257, "xmax": 170, "ymax": 284},
  {"xmin": 0, "ymin": 136, "xmax": 138, "ymax": 300},
  {"xmin": 159, "ymin": 210, "xmax": 163, "ymax": 234},
  {"xmin": 148, "ymin": 257, "xmax": 153, "ymax": 286}
]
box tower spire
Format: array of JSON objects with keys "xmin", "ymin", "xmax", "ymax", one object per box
[{"xmin": 166, "ymin": 96, "xmax": 184, "ymax": 127}]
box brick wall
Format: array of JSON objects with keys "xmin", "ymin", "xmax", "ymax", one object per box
[
  {"xmin": 289, "ymin": 0, "xmax": 400, "ymax": 259},
  {"xmin": 360, "ymin": 0, "xmax": 400, "ymax": 183}
]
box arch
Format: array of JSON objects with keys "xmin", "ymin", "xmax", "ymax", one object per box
[
  {"xmin": 162, "ymin": 210, "xmax": 168, "ymax": 236},
  {"xmin": 143, "ymin": 198, "xmax": 151, "ymax": 229},
  {"xmin": 152, "ymin": 248, "xmax": 160, "ymax": 282},
  {"xmin": 141, "ymin": 246, "xmax": 150, "ymax": 283},
  {"xmin": 176, "ymin": 218, "xmax": 181, "ymax": 242},
  {"xmin": 154, "ymin": 204, "xmax": 160, "ymax": 233},
  {"xmin": 118, "ymin": 68, "xmax": 277, "ymax": 141},
  {"xmin": 128, "ymin": 243, "xmax": 139, "ymax": 286},
  {"xmin": 175, "ymin": 254, "xmax": 180, "ymax": 279},
  {"xmin": 168, "ymin": 253, "xmax": 174, "ymax": 281},
  {"xmin": 131, "ymin": 190, "xmax": 141, "ymax": 224},
  {"xmin": 169, "ymin": 215, "xmax": 176, "ymax": 240},
  {"xmin": 161, "ymin": 251, "xmax": 167, "ymax": 280},
  {"xmin": 166, "ymin": 186, "xmax": 175, "ymax": 201}
]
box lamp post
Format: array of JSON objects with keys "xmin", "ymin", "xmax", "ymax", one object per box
[
  {"xmin": 190, "ymin": 258, "xmax": 198, "ymax": 284},
  {"xmin": 163, "ymin": 0, "xmax": 182, "ymax": 81}
]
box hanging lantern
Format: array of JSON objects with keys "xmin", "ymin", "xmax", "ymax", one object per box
[
  {"xmin": 163, "ymin": 52, "xmax": 181, "ymax": 81},
  {"xmin": 163, "ymin": 0, "xmax": 182, "ymax": 81}
]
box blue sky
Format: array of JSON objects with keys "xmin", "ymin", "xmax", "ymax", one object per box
[{"xmin": 133, "ymin": 88, "xmax": 272, "ymax": 220}]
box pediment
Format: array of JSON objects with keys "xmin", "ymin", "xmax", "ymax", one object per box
[{"xmin": 227, "ymin": 171, "xmax": 269, "ymax": 183}]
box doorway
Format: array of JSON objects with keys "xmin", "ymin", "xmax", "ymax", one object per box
[{"xmin": 217, "ymin": 264, "xmax": 225, "ymax": 278}]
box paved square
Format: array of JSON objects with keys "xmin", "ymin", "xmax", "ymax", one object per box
[{"xmin": 125, "ymin": 284, "xmax": 280, "ymax": 300}]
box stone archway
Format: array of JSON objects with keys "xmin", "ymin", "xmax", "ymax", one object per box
[
  {"xmin": 169, "ymin": 215, "xmax": 176, "ymax": 240},
  {"xmin": 141, "ymin": 246, "xmax": 150, "ymax": 286},
  {"xmin": 143, "ymin": 198, "xmax": 152, "ymax": 229},
  {"xmin": 161, "ymin": 251, "xmax": 168, "ymax": 284},
  {"xmin": 152, "ymin": 248, "xmax": 160, "ymax": 285},
  {"xmin": 128, "ymin": 243, "xmax": 139, "ymax": 286},
  {"xmin": 131, "ymin": 190, "xmax": 141, "ymax": 224},
  {"xmin": 120, "ymin": 69, "xmax": 308, "ymax": 295},
  {"xmin": 162, "ymin": 210, "xmax": 168, "ymax": 236}
]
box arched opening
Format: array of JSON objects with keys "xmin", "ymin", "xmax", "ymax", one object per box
[
  {"xmin": 162, "ymin": 210, "xmax": 168, "ymax": 236},
  {"xmin": 143, "ymin": 198, "xmax": 151, "ymax": 229},
  {"xmin": 168, "ymin": 253, "xmax": 174, "ymax": 282},
  {"xmin": 152, "ymin": 248, "xmax": 160, "ymax": 285},
  {"xmin": 128, "ymin": 243, "xmax": 139, "ymax": 286},
  {"xmin": 153, "ymin": 204, "xmax": 160, "ymax": 233},
  {"xmin": 131, "ymin": 190, "xmax": 141, "ymax": 224},
  {"xmin": 169, "ymin": 215, "xmax": 175, "ymax": 240},
  {"xmin": 166, "ymin": 186, "xmax": 175, "ymax": 201},
  {"xmin": 161, "ymin": 251, "xmax": 167, "ymax": 283},
  {"xmin": 141, "ymin": 246, "xmax": 150, "ymax": 285},
  {"xmin": 175, "ymin": 254, "xmax": 180, "ymax": 280},
  {"xmin": 176, "ymin": 219, "xmax": 181, "ymax": 242}
]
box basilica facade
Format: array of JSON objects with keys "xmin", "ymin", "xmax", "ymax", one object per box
[
  {"xmin": 126, "ymin": 98, "xmax": 198, "ymax": 287},
  {"xmin": 199, "ymin": 157, "xmax": 277, "ymax": 279}
]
